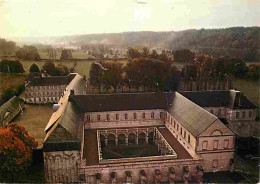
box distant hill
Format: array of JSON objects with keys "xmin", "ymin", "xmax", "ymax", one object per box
[{"xmin": 7, "ymin": 27, "xmax": 260, "ymax": 61}]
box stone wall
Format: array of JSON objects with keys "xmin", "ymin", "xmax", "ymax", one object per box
[
  {"xmin": 84, "ymin": 109, "xmax": 166, "ymax": 129},
  {"xmin": 79, "ymin": 158, "xmax": 204, "ymax": 183},
  {"xmin": 25, "ymin": 84, "xmax": 66, "ymax": 104},
  {"xmin": 197, "ymin": 121, "xmax": 235, "ymax": 172},
  {"xmin": 44, "ymin": 150, "xmax": 80, "ymax": 183}
]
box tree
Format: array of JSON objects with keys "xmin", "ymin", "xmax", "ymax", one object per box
[
  {"xmin": 0, "ymin": 123, "xmax": 37, "ymax": 181},
  {"xmin": 89, "ymin": 62, "xmax": 105, "ymax": 93},
  {"xmin": 42, "ymin": 61, "xmax": 56, "ymax": 76},
  {"xmin": 56, "ymin": 65, "xmax": 69, "ymax": 76},
  {"xmin": 102, "ymin": 61, "xmax": 124, "ymax": 92},
  {"xmin": 15, "ymin": 45, "xmax": 41, "ymax": 61},
  {"xmin": 174, "ymin": 49, "xmax": 195, "ymax": 64},
  {"xmin": 29, "ymin": 64, "xmax": 40, "ymax": 73},
  {"xmin": 0, "ymin": 60, "xmax": 25, "ymax": 74}
]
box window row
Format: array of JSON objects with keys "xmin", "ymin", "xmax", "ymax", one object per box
[
  {"xmin": 27, "ymin": 91, "xmax": 62, "ymax": 97},
  {"xmin": 168, "ymin": 115, "xmax": 191, "ymax": 144},
  {"xmin": 86, "ymin": 112, "xmax": 165, "ymax": 122},
  {"xmin": 210, "ymin": 109, "xmax": 222, "ymax": 116},
  {"xmin": 29, "ymin": 85, "xmax": 65, "ymax": 90},
  {"xmin": 28, "ymin": 97, "xmax": 59, "ymax": 102},
  {"xmin": 235, "ymin": 111, "xmax": 253, "ymax": 119},
  {"xmin": 202, "ymin": 139, "xmax": 230, "ymax": 150}
]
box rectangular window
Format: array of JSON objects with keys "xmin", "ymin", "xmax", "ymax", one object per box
[
  {"xmin": 142, "ymin": 113, "xmax": 145, "ymax": 119},
  {"xmin": 249, "ymin": 111, "xmax": 252, "ymax": 118},
  {"xmin": 177, "ymin": 124, "xmax": 179, "ymax": 131},
  {"xmin": 174, "ymin": 121, "xmax": 176, "ymax": 129},
  {"xmin": 134, "ymin": 113, "xmax": 137, "ymax": 120},
  {"xmin": 180, "ymin": 127, "xmax": 183, "ymax": 135},
  {"xmin": 218, "ymin": 109, "xmax": 221, "ymax": 116},
  {"xmin": 160, "ymin": 112, "xmax": 163, "ymax": 118},
  {"xmin": 151, "ymin": 112, "xmax": 154, "ymax": 118},
  {"xmin": 171, "ymin": 118, "xmax": 173, "ymax": 124},
  {"xmin": 236, "ymin": 112, "xmax": 240, "ymax": 118},
  {"xmin": 116, "ymin": 114, "xmax": 119, "ymax": 120},
  {"xmin": 213, "ymin": 140, "xmax": 219, "ymax": 150},
  {"xmin": 242, "ymin": 111, "xmax": 245, "ymax": 118},
  {"xmin": 212, "ymin": 159, "xmax": 218, "ymax": 168},
  {"xmin": 106, "ymin": 114, "xmax": 110, "ymax": 121},
  {"xmin": 184, "ymin": 131, "xmax": 186, "ymax": 139},
  {"xmin": 86, "ymin": 115, "xmax": 90, "ymax": 122},
  {"xmin": 224, "ymin": 140, "xmax": 229, "ymax": 149},
  {"xmin": 188, "ymin": 135, "xmax": 190, "ymax": 143},
  {"xmin": 97, "ymin": 115, "xmax": 100, "ymax": 121},
  {"xmin": 210, "ymin": 109, "xmax": 214, "ymax": 114},
  {"xmin": 125, "ymin": 113, "xmax": 128, "ymax": 120},
  {"xmin": 202, "ymin": 141, "xmax": 208, "ymax": 150}
]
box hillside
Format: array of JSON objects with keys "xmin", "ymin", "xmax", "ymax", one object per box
[{"xmin": 55, "ymin": 27, "xmax": 260, "ymax": 61}]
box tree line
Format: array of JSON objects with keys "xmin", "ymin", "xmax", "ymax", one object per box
[{"xmin": 90, "ymin": 48, "xmax": 259, "ymax": 93}]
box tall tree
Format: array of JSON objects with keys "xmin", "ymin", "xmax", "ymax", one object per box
[
  {"xmin": 89, "ymin": 62, "xmax": 105, "ymax": 93},
  {"xmin": 29, "ymin": 64, "xmax": 40, "ymax": 73},
  {"xmin": 0, "ymin": 60, "xmax": 25, "ymax": 74},
  {"xmin": 42, "ymin": 61, "xmax": 56, "ymax": 76}
]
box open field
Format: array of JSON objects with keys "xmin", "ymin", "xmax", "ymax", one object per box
[
  {"xmin": 20, "ymin": 60, "xmax": 127, "ymax": 78},
  {"xmin": 233, "ymin": 79, "xmax": 259, "ymax": 105},
  {"xmin": 14, "ymin": 104, "xmax": 53, "ymax": 148}
]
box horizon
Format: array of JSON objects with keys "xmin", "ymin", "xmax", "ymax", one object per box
[{"xmin": 1, "ymin": 0, "xmax": 259, "ymax": 40}]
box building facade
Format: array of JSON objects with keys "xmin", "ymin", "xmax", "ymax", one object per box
[
  {"xmin": 42, "ymin": 90, "xmax": 256, "ymax": 183},
  {"xmin": 24, "ymin": 73, "xmax": 79, "ymax": 104}
]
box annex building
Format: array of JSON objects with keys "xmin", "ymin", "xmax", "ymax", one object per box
[
  {"xmin": 24, "ymin": 73, "xmax": 82, "ymax": 104},
  {"xmin": 42, "ymin": 88, "xmax": 256, "ymax": 183}
]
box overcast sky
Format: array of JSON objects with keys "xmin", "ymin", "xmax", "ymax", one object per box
[{"xmin": 1, "ymin": 0, "xmax": 259, "ymax": 38}]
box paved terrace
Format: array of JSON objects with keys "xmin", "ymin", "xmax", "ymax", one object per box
[{"xmin": 158, "ymin": 127, "xmax": 192, "ymax": 159}]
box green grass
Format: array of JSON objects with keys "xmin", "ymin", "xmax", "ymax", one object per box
[
  {"xmin": 14, "ymin": 104, "xmax": 53, "ymax": 148},
  {"xmin": 233, "ymin": 79, "xmax": 259, "ymax": 105}
]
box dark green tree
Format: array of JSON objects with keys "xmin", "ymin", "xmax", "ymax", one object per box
[{"xmin": 29, "ymin": 64, "xmax": 40, "ymax": 73}]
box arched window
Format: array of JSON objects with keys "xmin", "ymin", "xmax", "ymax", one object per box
[
  {"xmin": 97, "ymin": 115, "xmax": 101, "ymax": 121},
  {"xmin": 142, "ymin": 113, "xmax": 145, "ymax": 119},
  {"xmin": 106, "ymin": 114, "xmax": 110, "ymax": 121},
  {"xmin": 211, "ymin": 130, "xmax": 222, "ymax": 136},
  {"xmin": 116, "ymin": 114, "xmax": 119, "ymax": 120},
  {"xmin": 125, "ymin": 113, "xmax": 128, "ymax": 120},
  {"xmin": 160, "ymin": 112, "xmax": 163, "ymax": 118},
  {"xmin": 86, "ymin": 115, "xmax": 90, "ymax": 122}
]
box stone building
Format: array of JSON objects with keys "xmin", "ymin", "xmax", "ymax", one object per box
[
  {"xmin": 24, "ymin": 73, "xmax": 84, "ymax": 104},
  {"xmin": 0, "ymin": 96, "xmax": 24, "ymax": 127},
  {"xmin": 42, "ymin": 89, "xmax": 256, "ymax": 183},
  {"xmin": 180, "ymin": 90, "xmax": 257, "ymax": 137}
]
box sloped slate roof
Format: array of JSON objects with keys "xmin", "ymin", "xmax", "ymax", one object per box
[
  {"xmin": 43, "ymin": 101, "xmax": 83, "ymax": 151},
  {"xmin": 0, "ymin": 96, "xmax": 23, "ymax": 127},
  {"xmin": 28, "ymin": 73, "xmax": 76, "ymax": 86},
  {"xmin": 167, "ymin": 92, "xmax": 218, "ymax": 137},
  {"xmin": 180, "ymin": 90, "xmax": 256, "ymax": 109},
  {"xmin": 71, "ymin": 92, "xmax": 170, "ymax": 112}
]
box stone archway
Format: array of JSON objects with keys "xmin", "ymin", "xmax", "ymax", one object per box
[
  {"xmin": 128, "ymin": 133, "xmax": 136, "ymax": 145},
  {"xmin": 118, "ymin": 134, "xmax": 126, "ymax": 146},
  {"xmin": 107, "ymin": 134, "xmax": 116, "ymax": 146},
  {"xmin": 138, "ymin": 132, "xmax": 146, "ymax": 144}
]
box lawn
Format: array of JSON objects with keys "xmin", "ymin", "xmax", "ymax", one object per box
[
  {"xmin": 102, "ymin": 144, "xmax": 160, "ymax": 159},
  {"xmin": 233, "ymin": 79, "xmax": 259, "ymax": 105},
  {"xmin": 14, "ymin": 104, "xmax": 53, "ymax": 148}
]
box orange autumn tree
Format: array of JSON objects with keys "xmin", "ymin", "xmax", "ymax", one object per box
[{"xmin": 0, "ymin": 123, "xmax": 37, "ymax": 181}]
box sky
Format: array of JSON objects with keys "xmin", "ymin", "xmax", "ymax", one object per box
[{"xmin": 0, "ymin": 0, "xmax": 259, "ymax": 38}]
